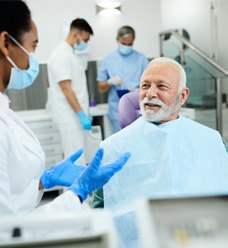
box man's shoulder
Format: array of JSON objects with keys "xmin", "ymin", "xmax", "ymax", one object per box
[
  {"xmin": 180, "ymin": 116, "xmax": 220, "ymax": 135},
  {"xmin": 49, "ymin": 42, "xmax": 68, "ymax": 58},
  {"xmin": 101, "ymin": 118, "xmax": 144, "ymax": 146},
  {"xmin": 132, "ymin": 49, "xmax": 147, "ymax": 58},
  {"xmin": 180, "ymin": 116, "xmax": 211, "ymax": 128},
  {"xmin": 103, "ymin": 50, "xmax": 119, "ymax": 60}
]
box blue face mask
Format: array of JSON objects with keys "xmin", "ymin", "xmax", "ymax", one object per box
[
  {"xmin": 6, "ymin": 36, "xmax": 39, "ymax": 90},
  {"xmin": 118, "ymin": 43, "xmax": 133, "ymax": 56},
  {"xmin": 74, "ymin": 40, "xmax": 88, "ymax": 51}
]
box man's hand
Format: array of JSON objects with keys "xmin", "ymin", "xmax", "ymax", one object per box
[{"xmin": 108, "ymin": 76, "xmax": 123, "ymax": 86}]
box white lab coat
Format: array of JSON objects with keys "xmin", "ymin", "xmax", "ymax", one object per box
[
  {"xmin": 47, "ymin": 41, "xmax": 90, "ymax": 163},
  {"xmin": 0, "ymin": 93, "xmax": 82, "ymax": 216}
]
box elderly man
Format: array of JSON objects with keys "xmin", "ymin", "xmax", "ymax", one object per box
[{"xmin": 93, "ymin": 57, "xmax": 228, "ymax": 247}]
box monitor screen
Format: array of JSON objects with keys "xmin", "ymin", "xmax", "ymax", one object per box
[{"xmin": 139, "ymin": 196, "xmax": 228, "ymax": 248}]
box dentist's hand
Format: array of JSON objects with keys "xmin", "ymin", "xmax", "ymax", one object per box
[
  {"xmin": 69, "ymin": 148, "xmax": 131, "ymax": 202},
  {"xmin": 108, "ymin": 76, "xmax": 123, "ymax": 86},
  {"xmin": 40, "ymin": 149, "xmax": 86, "ymax": 189},
  {"xmin": 77, "ymin": 111, "xmax": 92, "ymax": 130}
]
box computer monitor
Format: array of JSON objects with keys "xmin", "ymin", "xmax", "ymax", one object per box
[
  {"xmin": 136, "ymin": 195, "xmax": 228, "ymax": 248},
  {"xmin": 0, "ymin": 211, "xmax": 117, "ymax": 248}
]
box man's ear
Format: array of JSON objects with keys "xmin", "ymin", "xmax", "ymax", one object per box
[
  {"xmin": 180, "ymin": 87, "xmax": 190, "ymax": 106},
  {"xmin": 73, "ymin": 31, "xmax": 78, "ymax": 38},
  {"xmin": 0, "ymin": 32, "xmax": 11, "ymax": 56}
]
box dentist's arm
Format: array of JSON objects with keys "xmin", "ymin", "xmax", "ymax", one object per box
[{"xmin": 35, "ymin": 148, "xmax": 130, "ymax": 215}]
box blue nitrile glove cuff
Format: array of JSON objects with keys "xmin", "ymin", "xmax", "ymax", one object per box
[
  {"xmin": 69, "ymin": 181, "xmax": 88, "ymax": 202},
  {"xmin": 77, "ymin": 111, "xmax": 92, "ymax": 130}
]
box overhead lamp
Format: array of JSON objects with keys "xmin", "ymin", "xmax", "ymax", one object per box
[{"xmin": 96, "ymin": 0, "xmax": 122, "ymax": 16}]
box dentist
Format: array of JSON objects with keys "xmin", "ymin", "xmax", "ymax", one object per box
[{"xmin": 0, "ymin": 0, "xmax": 130, "ymax": 216}]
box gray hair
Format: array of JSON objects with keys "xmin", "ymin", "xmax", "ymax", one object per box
[
  {"xmin": 149, "ymin": 57, "xmax": 187, "ymax": 91},
  {"xmin": 117, "ymin": 26, "xmax": 135, "ymax": 39}
]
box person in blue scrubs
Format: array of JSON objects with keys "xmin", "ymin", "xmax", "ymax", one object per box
[{"xmin": 97, "ymin": 26, "xmax": 148, "ymax": 132}]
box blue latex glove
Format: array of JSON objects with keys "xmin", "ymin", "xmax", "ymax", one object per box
[
  {"xmin": 41, "ymin": 149, "xmax": 86, "ymax": 189},
  {"xmin": 77, "ymin": 111, "xmax": 92, "ymax": 130},
  {"xmin": 69, "ymin": 148, "xmax": 131, "ymax": 202}
]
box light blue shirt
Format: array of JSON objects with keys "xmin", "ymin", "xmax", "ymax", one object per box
[
  {"xmin": 101, "ymin": 116, "xmax": 228, "ymax": 247},
  {"xmin": 97, "ymin": 49, "xmax": 148, "ymax": 128}
]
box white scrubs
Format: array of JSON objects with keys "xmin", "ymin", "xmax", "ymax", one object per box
[
  {"xmin": 0, "ymin": 93, "xmax": 82, "ymax": 216},
  {"xmin": 47, "ymin": 41, "xmax": 89, "ymax": 164}
]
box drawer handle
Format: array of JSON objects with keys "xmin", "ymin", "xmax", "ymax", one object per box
[
  {"xmin": 45, "ymin": 149, "xmax": 55, "ymax": 153},
  {"xmin": 47, "ymin": 125, "xmax": 53, "ymax": 129},
  {"xmin": 39, "ymin": 137, "xmax": 54, "ymax": 142},
  {"xmin": 34, "ymin": 125, "xmax": 53, "ymax": 131}
]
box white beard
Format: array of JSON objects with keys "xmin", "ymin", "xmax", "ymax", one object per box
[{"xmin": 140, "ymin": 95, "xmax": 181, "ymax": 122}]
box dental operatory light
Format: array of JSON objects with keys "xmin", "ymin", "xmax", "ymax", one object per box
[{"xmin": 96, "ymin": 0, "xmax": 122, "ymax": 16}]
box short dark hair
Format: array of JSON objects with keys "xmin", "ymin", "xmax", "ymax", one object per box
[
  {"xmin": 0, "ymin": 0, "xmax": 31, "ymax": 43},
  {"xmin": 70, "ymin": 18, "xmax": 93, "ymax": 35},
  {"xmin": 117, "ymin": 26, "xmax": 135, "ymax": 39}
]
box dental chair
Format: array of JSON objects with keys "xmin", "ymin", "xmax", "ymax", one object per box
[
  {"xmin": 118, "ymin": 91, "xmax": 141, "ymax": 129},
  {"xmin": 118, "ymin": 91, "xmax": 195, "ymax": 129}
]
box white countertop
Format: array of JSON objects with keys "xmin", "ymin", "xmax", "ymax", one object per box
[
  {"xmin": 88, "ymin": 103, "xmax": 108, "ymax": 116},
  {"xmin": 16, "ymin": 104, "xmax": 108, "ymax": 122},
  {"xmin": 16, "ymin": 109, "xmax": 52, "ymax": 122}
]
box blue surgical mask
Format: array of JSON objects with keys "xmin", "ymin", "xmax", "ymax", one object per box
[
  {"xmin": 118, "ymin": 44, "xmax": 133, "ymax": 56},
  {"xmin": 6, "ymin": 36, "xmax": 39, "ymax": 90},
  {"xmin": 74, "ymin": 40, "xmax": 88, "ymax": 51}
]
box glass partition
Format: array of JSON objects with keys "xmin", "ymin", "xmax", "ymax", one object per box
[{"xmin": 160, "ymin": 30, "xmax": 228, "ymax": 133}]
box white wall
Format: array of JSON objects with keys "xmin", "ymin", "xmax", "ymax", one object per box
[
  {"xmin": 217, "ymin": 1, "xmax": 228, "ymax": 93},
  {"xmin": 26, "ymin": 0, "xmax": 228, "ymax": 93},
  {"xmin": 217, "ymin": 1, "xmax": 228, "ymax": 66},
  {"xmin": 161, "ymin": 0, "xmax": 212, "ymax": 54},
  {"xmin": 26, "ymin": 0, "xmax": 161, "ymax": 62},
  {"xmin": 161, "ymin": 0, "xmax": 228, "ymax": 94}
]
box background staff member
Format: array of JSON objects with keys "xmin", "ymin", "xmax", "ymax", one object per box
[
  {"xmin": 97, "ymin": 26, "xmax": 148, "ymax": 132},
  {"xmin": 47, "ymin": 18, "xmax": 93, "ymax": 163}
]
